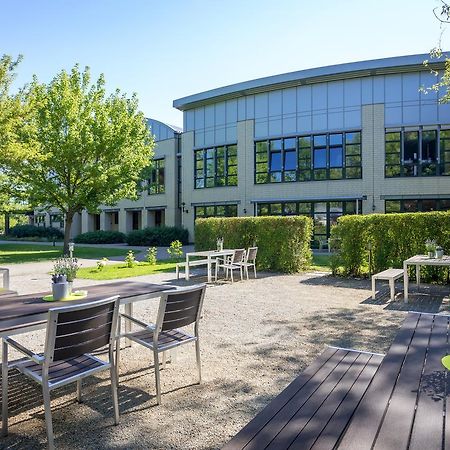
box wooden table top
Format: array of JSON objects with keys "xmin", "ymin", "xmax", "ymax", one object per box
[{"xmin": 0, "ymin": 281, "xmax": 173, "ymax": 325}]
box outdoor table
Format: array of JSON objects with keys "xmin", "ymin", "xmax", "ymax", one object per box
[
  {"xmin": 185, "ymin": 249, "xmax": 234, "ymax": 282},
  {"xmin": 403, "ymin": 254, "xmax": 450, "ymax": 302},
  {"xmin": 0, "ymin": 280, "xmax": 176, "ymax": 338}
]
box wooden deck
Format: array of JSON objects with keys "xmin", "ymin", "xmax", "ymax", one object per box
[{"xmin": 224, "ymin": 312, "xmax": 450, "ymax": 450}]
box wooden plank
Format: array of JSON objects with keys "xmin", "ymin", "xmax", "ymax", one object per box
[
  {"xmin": 373, "ymin": 313, "xmax": 434, "ymax": 450},
  {"xmin": 287, "ymin": 352, "xmax": 372, "ymax": 450},
  {"xmin": 263, "ymin": 351, "xmax": 360, "ymax": 450},
  {"xmin": 409, "ymin": 314, "xmax": 448, "ymax": 450},
  {"xmin": 310, "ymin": 353, "xmax": 383, "ymax": 450},
  {"xmin": 337, "ymin": 312, "xmax": 420, "ymax": 450},
  {"xmin": 222, "ymin": 347, "xmax": 339, "ymax": 450}
]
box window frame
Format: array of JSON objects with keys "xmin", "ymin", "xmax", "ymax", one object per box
[{"xmin": 148, "ymin": 158, "xmax": 165, "ymax": 195}]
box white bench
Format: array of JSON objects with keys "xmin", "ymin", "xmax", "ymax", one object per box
[
  {"xmin": 372, "ymin": 268, "xmax": 404, "ymax": 301},
  {"xmin": 175, "ymin": 259, "xmax": 216, "ymax": 279}
]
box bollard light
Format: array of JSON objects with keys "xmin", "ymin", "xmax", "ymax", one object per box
[{"xmin": 68, "ymin": 242, "xmax": 75, "ymax": 258}]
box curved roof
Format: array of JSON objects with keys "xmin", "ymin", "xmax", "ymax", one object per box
[
  {"xmin": 146, "ymin": 118, "xmax": 182, "ymax": 142},
  {"xmin": 173, "ymin": 53, "xmax": 446, "ymax": 111}
]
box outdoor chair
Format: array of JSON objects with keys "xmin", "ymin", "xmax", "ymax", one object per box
[
  {"xmin": 214, "ymin": 249, "xmax": 246, "ymax": 282},
  {"xmin": 2, "ymin": 296, "xmax": 121, "ymax": 450},
  {"xmin": 116, "ymin": 284, "xmax": 206, "ymax": 405},
  {"xmin": 239, "ymin": 247, "xmax": 258, "ymax": 279}
]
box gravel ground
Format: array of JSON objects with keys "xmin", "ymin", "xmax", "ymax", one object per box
[{"xmin": 1, "ymin": 267, "xmax": 449, "ymax": 449}]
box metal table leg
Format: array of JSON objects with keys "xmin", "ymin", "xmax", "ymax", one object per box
[{"xmin": 403, "ymin": 261, "xmax": 409, "ymax": 303}]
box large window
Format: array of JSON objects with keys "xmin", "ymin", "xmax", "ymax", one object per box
[
  {"xmin": 50, "ymin": 214, "xmax": 64, "ymax": 228},
  {"xmin": 148, "ymin": 159, "xmax": 165, "ymax": 194},
  {"xmin": 385, "ymin": 127, "xmax": 450, "ymax": 177},
  {"xmin": 256, "ymin": 200, "xmax": 360, "ymax": 245},
  {"xmin": 385, "ymin": 198, "xmax": 450, "ymax": 213},
  {"xmin": 194, "ymin": 204, "xmax": 238, "ymax": 219},
  {"xmin": 255, "ymin": 131, "xmax": 361, "ymax": 184},
  {"xmin": 195, "ymin": 144, "xmax": 237, "ymax": 189}
]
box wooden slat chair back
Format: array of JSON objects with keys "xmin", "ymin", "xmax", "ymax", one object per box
[
  {"xmin": 232, "ymin": 249, "xmax": 246, "ymax": 264},
  {"xmin": 246, "ymin": 247, "xmax": 258, "ymax": 263},
  {"xmin": 2, "ymin": 296, "xmax": 121, "ymax": 449}
]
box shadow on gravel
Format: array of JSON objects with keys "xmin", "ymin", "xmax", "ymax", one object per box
[{"xmin": 299, "ymin": 274, "xmax": 371, "ymax": 290}]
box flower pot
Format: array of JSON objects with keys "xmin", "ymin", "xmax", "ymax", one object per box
[
  {"xmin": 67, "ymin": 281, "xmax": 73, "ymax": 295},
  {"xmin": 435, "ymin": 249, "xmax": 444, "ymax": 259},
  {"xmin": 428, "ymin": 251, "xmax": 435, "ymax": 259},
  {"xmin": 52, "ymin": 282, "xmax": 68, "ymax": 301}
]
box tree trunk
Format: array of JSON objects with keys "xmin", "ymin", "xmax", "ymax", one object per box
[
  {"xmin": 63, "ymin": 212, "xmax": 74, "ymax": 255},
  {"xmin": 4, "ymin": 213, "xmax": 10, "ymax": 235}
]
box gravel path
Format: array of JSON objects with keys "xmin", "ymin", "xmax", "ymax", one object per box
[{"xmin": 1, "ymin": 266, "xmax": 449, "ymax": 449}]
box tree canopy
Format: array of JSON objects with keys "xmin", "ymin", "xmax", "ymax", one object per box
[{"xmin": 0, "ymin": 62, "xmax": 155, "ymax": 251}]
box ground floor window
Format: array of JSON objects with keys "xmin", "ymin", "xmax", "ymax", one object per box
[
  {"xmin": 385, "ymin": 198, "xmax": 450, "ymax": 213},
  {"xmin": 195, "ymin": 204, "xmax": 238, "ymax": 220},
  {"xmin": 50, "ymin": 214, "xmax": 64, "ymax": 228},
  {"xmin": 35, "ymin": 215, "xmax": 46, "ymax": 227},
  {"xmin": 256, "ymin": 200, "xmax": 361, "ymax": 246}
]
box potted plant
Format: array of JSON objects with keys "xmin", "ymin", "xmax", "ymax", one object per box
[
  {"xmin": 51, "ymin": 262, "xmax": 68, "ymax": 301},
  {"xmin": 425, "ymin": 239, "xmax": 437, "ymax": 259},
  {"xmin": 435, "ymin": 245, "xmax": 444, "ymax": 259},
  {"xmin": 53, "ymin": 257, "xmax": 79, "ymax": 295}
]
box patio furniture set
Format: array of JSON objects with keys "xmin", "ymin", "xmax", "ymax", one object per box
[
  {"xmin": 0, "ymin": 281, "xmax": 206, "ymax": 449},
  {"xmin": 371, "ymin": 254, "xmax": 450, "ymax": 303},
  {"xmin": 176, "ymin": 247, "xmax": 258, "ymax": 283}
]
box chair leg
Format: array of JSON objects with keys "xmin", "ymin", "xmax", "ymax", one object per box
[
  {"xmin": 153, "ymin": 350, "xmax": 161, "ymax": 405},
  {"xmin": 42, "ymin": 385, "xmax": 55, "ymax": 450},
  {"xmin": 245, "ymin": 265, "xmax": 249, "ymax": 280},
  {"xmin": 253, "ymin": 264, "xmax": 257, "ymax": 279},
  {"xmin": 110, "ymin": 365, "xmax": 120, "ymax": 425},
  {"xmin": 76, "ymin": 379, "xmax": 82, "ymax": 403},
  {"xmin": 230, "ymin": 268, "xmax": 234, "ymax": 283},
  {"xmin": 2, "ymin": 339, "xmax": 8, "ymax": 437},
  {"xmin": 214, "ymin": 262, "xmax": 219, "ymax": 282},
  {"xmin": 240, "ymin": 266, "xmax": 243, "ymax": 281},
  {"xmin": 195, "ymin": 339, "xmax": 201, "ymax": 384}
]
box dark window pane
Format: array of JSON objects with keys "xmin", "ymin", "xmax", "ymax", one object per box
[
  {"xmin": 329, "ymin": 147, "xmax": 343, "ymax": 167},
  {"xmin": 284, "ymin": 150, "xmax": 297, "ymax": 170},
  {"xmin": 227, "ymin": 205, "xmax": 238, "ymax": 216},
  {"xmin": 314, "ymin": 148, "xmax": 327, "ymax": 168},
  {"xmin": 404, "ymin": 131, "xmax": 419, "ymax": 161},
  {"xmin": 385, "ymin": 142, "xmax": 401, "ymax": 154},
  {"xmin": 314, "ymin": 202, "xmax": 327, "ymax": 213},
  {"xmin": 258, "ymin": 204, "xmax": 269, "ymax": 215},
  {"xmin": 298, "ymin": 136, "xmax": 311, "ymax": 148},
  {"xmin": 439, "ymin": 199, "xmax": 450, "ymax": 210},
  {"xmin": 284, "ymin": 138, "xmax": 296, "ymax": 149},
  {"xmin": 256, "ymin": 141, "xmax": 268, "ymax": 153},
  {"xmin": 329, "ymin": 202, "xmax": 343, "ymax": 213},
  {"xmin": 299, "ymin": 147, "xmax": 311, "ymax": 159},
  {"xmin": 256, "ymin": 162, "xmax": 268, "ymax": 173},
  {"xmin": 270, "ymin": 203, "xmax": 282, "ymax": 215},
  {"xmin": 385, "ymin": 165, "xmax": 401, "ymax": 177},
  {"xmin": 298, "ymin": 203, "xmax": 312, "ymax": 214},
  {"xmin": 216, "ymin": 146, "xmax": 225, "ymax": 158},
  {"xmin": 403, "ymin": 200, "xmax": 418, "ymax": 212},
  {"xmin": 385, "ymin": 153, "xmax": 401, "ymax": 165},
  {"xmin": 346, "ymin": 155, "xmax": 362, "ymax": 166},
  {"xmin": 205, "ymin": 206, "xmax": 214, "ymax": 216},
  {"xmin": 216, "ymin": 205, "xmax": 225, "ymax": 216},
  {"xmin": 284, "ymin": 203, "xmax": 297, "ymax": 215},
  {"xmin": 298, "ymin": 170, "xmax": 311, "ymax": 181},
  {"xmin": 227, "ymin": 144, "xmax": 237, "ymax": 156},
  {"xmin": 227, "ymin": 175, "xmax": 238, "ymax": 186},
  {"xmin": 422, "ymin": 130, "xmax": 437, "ymax": 161},
  {"xmin": 385, "ymin": 201, "xmax": 401, "ymax": 213},
  {"xmin": 329, "ymin": 134, "xmax": 343, "ymax": 146},
  {"xmin": 421, "ymin": 199, "xmax": 437, "ymax": 212},
  {"xmin": 344, "ymin": 201, "xmax": 357, "ymax": 214},
  {"xmin": 256, "ymin": 151, "xmax": 268, "ymax": 163},
  {"xmin": 346, "ymin": 167, "xmax": 362, "ymax": 179},
  {"xmin": 346, "ymin": 144, "xmax": 361, "ymax": 156},
  {"xmin": 314, "ymin": 169, "xmax": 327, "ymax": 180},
  {"xmin": 386, "ymin": 132, "xmax": 401, "ymax": 142},
  {"xmin": 256, "ymin": 173, "xmax": 268, "ymax": 184},
  {"xmin": 270, "ymin": 152, "xmax": 282, "ymax": 171},
  {"xmin": 329, "ymin": 168, "xmax": 343, "ymax": 179}
]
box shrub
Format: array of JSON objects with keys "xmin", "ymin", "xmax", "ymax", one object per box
[
  {"xmin": 125, "ymin": 250, "xmax": 136, "ymax": 268},
  {"xmin": 9, "ymin": 224, "xmax": 64, "ymax": 240},
  {"xmin": 126, "ymin": 226, "xmax": 189, "ymax": 246},
  {"xmin": 74, "ymin": 230, "xmax": 125, "ymax": 244},
  {"xmin": 96, "ymin": 257, "xmax": 109, "ymax": 271},
  {"xmin": 167, "ymin": 240, "xmax": 183, "ymax": 259},
  {"xmin": 330, "ymin": 211, "xmax": 450, "ymax": 282},
  {"xmin": 195, "ymin": 216, "xmax": 313, "ymax": 273},
  {"xmin": 146, "ymin": 247, "xmax": 157, "ymax": 265}
]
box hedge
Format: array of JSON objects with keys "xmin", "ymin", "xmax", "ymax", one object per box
[
  {"xmin": 126, "ymin": 226, "xmax": 189, "ymax": 246},
  {"xmin": 9, "ymin": 224, "xmax": 64, "ymax": 240},
  {"xmin": 74, "ymin": 230, "xmax": 126, "ymax": 244},
  {"xmin": 330, "ymin": 211, "xmax": 450, "ymax": 282},
  {"xmin": 195, "ymin": 216, "xmax": 313, "ymax": 273}
]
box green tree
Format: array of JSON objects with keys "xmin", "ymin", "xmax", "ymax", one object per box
[{"xmin": 1, "ymin": 64, "xmax": 154, "ymax": 252}]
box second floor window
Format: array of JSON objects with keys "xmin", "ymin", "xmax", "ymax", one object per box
[
  {"xmin": 194, "ymin": 144, "xmax": 237, "ymax": 188},
  {"xmin": 148, "ymin": 159, "xmax": 165, "ymax": 194},
  {"xmin": 255, "ymin": 131, "xmax": 361, "ymax": 184},
  {"xmin": 385, "ymin": 127, "xmax": 450, "ymax": 177}
]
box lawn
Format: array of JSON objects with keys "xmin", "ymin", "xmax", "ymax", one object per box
[
  {"xmin": 0, "ymin": 243, "xmax": 133, "ymax": 264},
  {"xmin": 310, "ymin": 253, "xmax": 332, "ymax": 271},
  {"xmin": 77, "ymin": 260, "xmax": 179, "ymax": 280}
]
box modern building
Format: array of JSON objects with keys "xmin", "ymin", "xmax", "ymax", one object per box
[
  {"xmin": 174, "ymin": 53, "xmax": 450, "ymax": 244},
  {"xmin": 35, "ymin": 54, "xmax": 450, "ymax": 245}
]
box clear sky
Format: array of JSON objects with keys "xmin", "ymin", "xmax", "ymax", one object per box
[{"xmin": 1, "ymin": 0, "xmax": 446, "ymax": 128}]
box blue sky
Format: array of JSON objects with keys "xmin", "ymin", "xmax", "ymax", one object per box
[{"xmin": 1, "ymin": 0, "xmax": 446, "ymax": 127}]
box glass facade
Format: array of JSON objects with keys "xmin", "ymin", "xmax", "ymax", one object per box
[
  {"xmin": 256, "ymin": 200, "xmax": 360, "ymax": 244},
  {"xmin": 385, "ymin": 127, "xmax": 450, "ymax": 177},
  {"xmin": 385, "ymin": 198, "xmax": 450, "ymax": 213},
  {"xmin": 148, "ymin": 159, "xmax": 165, "ymax": 194},
  {"xmin": 255, "ymin": 131, "xmax": 361, "ymax": 184},
  {"xmin": 194, "ymin": 204, "xmax": 238, "ymax": 219},
  {"xmin": 194, "ymin": 144, "xmax": 237, "ymax": 188}
]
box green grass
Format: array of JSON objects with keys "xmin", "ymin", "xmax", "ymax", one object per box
[
  {"xmin": 77, "ymin": 260, "xmax": 179, "ymax": 280},
  {"xmin": 0, "ymin": 243, "xmax": 133, "ymax": 264},
  {"xmin": 309, "ymin": 253, "xmax": 332, "ymax": 272}
]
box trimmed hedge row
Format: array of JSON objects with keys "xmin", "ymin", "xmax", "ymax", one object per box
[
  {"xmin": 330, "ymin": 212, "xmax": 450, "ymax": 282},
  {"xmin": 126, "ymin": 226, "xmax": 189, "ymax": 246},
  {"xmin": 9, "ymin": 224, "xmax": 64, "ymax": 240},
  {"xmin": 74, "ymin": 230, "xmax": 126, "ymax": 244},
  {"xmin": 195, "ymin": 216, "xmax": 313, "ymax": 273}
]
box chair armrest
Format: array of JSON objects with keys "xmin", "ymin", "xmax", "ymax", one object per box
[
  {"xmin": 5, "ymin": 337, "xmax": 44, "ymax": 364},
  {"xmin": 119, "ymin": 313, "xmax": 155, "ymax": 331}
]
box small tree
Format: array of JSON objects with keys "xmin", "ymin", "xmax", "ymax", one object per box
[{"xmin": 0, "ymin": 64, "xmax": 154, "ymax": 253}]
